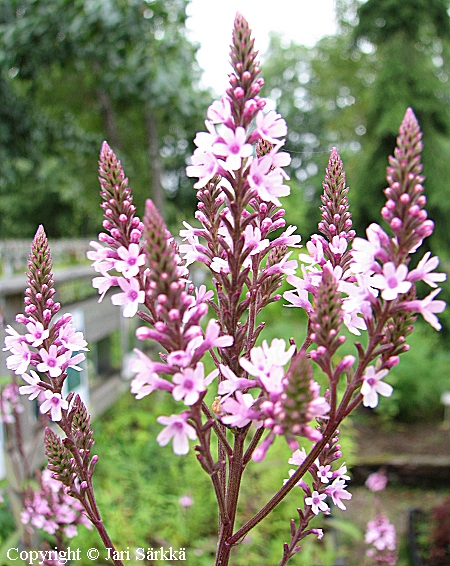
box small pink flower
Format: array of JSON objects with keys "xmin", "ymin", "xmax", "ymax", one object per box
[
  {"xmin": 25, "ymin": 320, "xmax": 49, "ymax": 347},
  {"xmin": 365, "ymin": 470, "xmax": 388, "ymax": 492},
  {"xmin": 40, "ymin": 390, "xmax": 69, "ymax": 422},
  {"xmin": 256, "ymin": 110, "xmax": 287, "ymax": 142},
  {"xmin": 19, "ymin": 370, "xmax": 43, "ymax": 401},
  {"xmin": 288, "ymin": 447, "xmax": 307, "ymax": 466},
  {"xmin": 111, "ymin": 277, "xmax": 145, "ymax": 317},
  {"xmin": 207, "ymin": 95, "xmax": 232, "ymax": 124},
  {"xmin": 156, "ymin": 412, "xmax": 197, "ymax": 455},
  {"xmin": 186, "ymin": 149, "xmax": 219, "ymax": 188},
  {"xmin": 3, "ymin": 325, "xmax": 25, "ymax": 352},
  {"xmin": 371, "ymin": 262, "xmax": 412, "ymax": 301},
  {"xmin": 178, "ymin": 495, "xmax": 194, "ymax": 508},
  {"xmin": 115, "ymin": 243, "xmax": 146, "ymax": 278},
  {"xmin": 305, "ymin": 490, "xmax": 329, "ymax": 515},
  {"xmin": 247, "ymin": 155, "xmax": 290, "ymax": 206},
  {"xmin": 361, "ymin": 366, "xmax": 393, "ymax": 408},
  {"xmin": 221, "ymin": 392, "xmax": 259, "ymax": 428},
  {"xmin": 406, "ymin": 288, "xmax": 446, "ymax": 330},
  {"xmin": 87, "ymin": 241, "xmax": 114, "ymax": 273},
  {"xmin": 58, "ymin": 321, "xmax": 88, "ymax": 351},
  {"xmin": 325, "ymin": 478, "xmax": 352, "ymax": 510},
  {"xmin": 218, "ymin": 364, "xmax": 257, "ymax": 397},
  {"xmin": 93, "ymin": 274, "xmax": 119, "ymax": 302},
  {"xmin": 212, "ymin": 126, "xmax": 252, "ymax": 171},
  {"xmin": 172, "ymin": 363, "xmax": 211, "ymax": 406},
  {"xmin": 318, "ymin": 464, "xmax": 333, "ymax": 483},
  {"xmin": 37, "ymin": 345, "xmax": 66, "ymax": 378},
  {"xmin": 408, "ymin": 252, "xmax": 446, "ymax": 287},
  {"xmin": 6, "ymin": 342, "xmax": 31, "ymax": 375}
]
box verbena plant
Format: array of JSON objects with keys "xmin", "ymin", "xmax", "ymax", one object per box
[{"xmin": 3, "ymin": 14, "xmax": 446, "ymax": 566}]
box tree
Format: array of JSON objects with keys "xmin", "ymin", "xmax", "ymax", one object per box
[
  {"xmin": 261, "ymin": 31, "xmax": 376, "ymax": 237},
  {"xmin": 351, "ymin": 0, "xmax": 450, "ymax": 263},
  {"xmin": 0, "ymin": 0, "xmax": 209, "ymax": 238}
]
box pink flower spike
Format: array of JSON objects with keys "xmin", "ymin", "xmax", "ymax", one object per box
[
  {"xmin": 37, "ymin": 345, "xmax": 66, "ymax": 378},
  {"xmin": 40, "ymin": 390, "xmax": 69, "ymax": 422},
  {"xmin": 156, "ymin": 412, "xmax": 197, "ymax": 455},
  {"xmin": 361, "ymin": 366, "xmax": 393, "ymax": 408},
  {"xmin": 19, "ymin": 370, "xmax": 43, "ymax": 401},
  {"xmin": 111, "ymin": 277, "xmax": 145, "ymax": 317},
  {"xmin": 172, "ymin": 363, "xmax": 208, "ymax": 406},
  {"xmin": 370, "ymin": 262, "xmax": 412, "ymax": 300},
  {"xmin": 305, "ymin": 490, "xmax": 329, "ymax": 515},
  {"xmin": 212, "ymin": 126, "xmax": 252, "ymax": 171},
  {"xmin": 115, "ymin": 243, "xmax": 146, "ymax": 278},
  {"xmin": 25, "ymin": 320, "xmax": 49, "ymax": 348}
]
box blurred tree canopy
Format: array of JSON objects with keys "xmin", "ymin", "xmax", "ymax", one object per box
[
  {"xmin": 0, "ymin": 0, "xmax": 211, "ymax": 238},
  {"xmin": 262, "ymin": 0, "xmax": 450, "ymax": 264}
]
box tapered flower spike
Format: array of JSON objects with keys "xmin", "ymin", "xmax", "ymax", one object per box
[
  {"xmin": 277, "ymin": 351, "xmax": 329, "ymax": 443},
  {"xmin": 44, "ymin": 427, "xmax": 77, "ymax": 488},
  {"xmin": 382, "ymin": 108, "xmax": 432, "ymax": 258},
  {"xmin": 318, "ymin": 149, "xmax": 355, "ymax": 270},
  {"xmin": 309, "ymin": 266, "xmax": 345, "ymax": 367},
  {"xmin": 144, "ymin": 199, "xmax": 182, "ymax": 298},
  {"xmin": 25, "ymin": 226, "xmax": 60, "ymax": 324},
  {"xmin": 98, "ymin": 142, "xmax": 142, "ymax": 249},
  {"xmin": 227, "ymin": 13, "xmax": 265, "ymax": 127}
]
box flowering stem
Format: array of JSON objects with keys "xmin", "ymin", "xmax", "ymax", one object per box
[
  {"xmin": 216, "ymin": 429, "xmax": 248, "ymax": 566},
  {"xmin": 227, "ymin": 424, "xmax": 337, "ymax": 547},
  {"xmin": 242, "ymin": 426, "xmax": 265, "ymax": 467},
  {"xmin": 57, "ymin": 415, "xmax": 124, "ymax": 566}
]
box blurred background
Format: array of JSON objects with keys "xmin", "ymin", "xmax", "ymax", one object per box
[{"xmin": 0, "ymin": 1, "xmax": 450, "ymax": 564}]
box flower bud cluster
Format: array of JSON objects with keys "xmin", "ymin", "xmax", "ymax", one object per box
[
  {"xmin": 318, "ymin": 148, "xmax": 355, "ymax": 270},
  {"xmin": 382, "ymin": 108, "xmax": 432, "ymax": 256},
  {"xmin": 88, "ymin": 143, "xmax": 146, "ymax": 317}
]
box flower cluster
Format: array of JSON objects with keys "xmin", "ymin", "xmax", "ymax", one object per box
[
  {"xmin": 365, "ymin": 514, "xmax": 398, "ymax": 566},
  {"xmin": 285, "ymin": 109, "xmax": 446, "ymax": 412},
  {"xmin": 3, "ymin": 227, "xmax": 87, "ymax": 422},
  {"xmin": 21, "ymin": 469, "xmax": 92, "ymax": 539}
]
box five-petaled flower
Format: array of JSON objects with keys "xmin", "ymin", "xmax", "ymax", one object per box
[
  {"xmin": 40, "ymin": 390, "xmax": 69, "ymax": 422},
  {"xmin": 361, "ymin": 366, "xmax": 393, "ymax": 408},
  {"xmin": 156, "ymin": 412, "xmax": 197, "ymax": 455},
  {"xmin": 111, "ymin": 277, "xmax": 145, "ymax": 317},
  {"xmin": 305, "ymin": 491, "xmax": 329, "ymax": 515}
]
